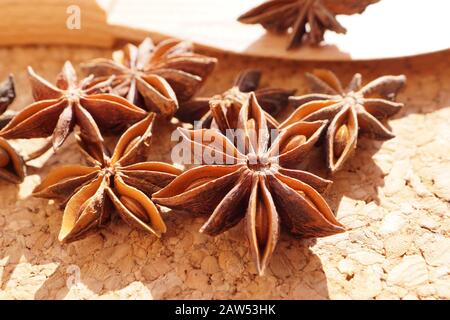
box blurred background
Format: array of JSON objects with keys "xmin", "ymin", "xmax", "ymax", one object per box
[
  {"xmin": 1, "ymin": 0, "xmax": 449, "ymax": 60},
  {"xmin": 100, "ymin": 0, "xmax": 450, "ymax": 59}
]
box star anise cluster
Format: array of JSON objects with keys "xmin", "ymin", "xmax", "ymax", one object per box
[
  {"xmin": 238, "ymin": 0, "xmax": 379, "ymax": 49},
  {"xmin": 0, "ymin": 35, "xmax": 407, "ymax": 276},
  {"xmin": 0, "ymin": 37, "xmax": 215, "ymax": 240}
]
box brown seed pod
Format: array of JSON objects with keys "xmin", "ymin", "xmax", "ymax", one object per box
[
  {"xmin": 153, "ymin": 93, "xmax": 344, "ymax": 275},
  {"xmin": 82, "ymin": 37, "xmax": 217, "ymax": 117},
  {"xmin": 33, "ymin": 114, "xmax": 182, "ymax": 243},
  {"xmin": 286, "ymin": 69, "xmax": 406, "ymax": 172}
]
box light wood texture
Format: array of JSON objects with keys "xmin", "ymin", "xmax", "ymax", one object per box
[
  {"xmin": 0, "ymin": 46, "xmax": 449, "ymax": 300},
  {"xmin": 0, "ymin": 0, "xmax": 114, "ymax": 47},
  {"xmin": 0, "ymin": 0, "xmax": 449, "ymax": 60}
]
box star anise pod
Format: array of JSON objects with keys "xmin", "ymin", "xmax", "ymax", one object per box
[
  {"xmin": 177, "ymin": 70, "xmax": 295, "ymax": 129},
  {"xmin": 0, "ymin": 75, "xmax": 16, "ymax": 122},
  {"xmin": 153, "ymin": 93, "xmax": 344, "ymax": 275},
  {"xmin": 0, "ymin": 76, "xmax": 25, "ymax": 184},
  {"xmin": 82, "ymin": 38, "xmax": 217, "ymax": 117},
  {"xmin": 285, "ymin": 69, "xmax": 406, "ymax": 173},
  {"xmin": 33, "ymin": 114, "xmax": 182, "ymax": 243},
  {"xmin": 238, "ymin": 0, "xmax": 378, "ymax": 49},
  {"xmin": 0, "ymin": 61, "xmax": 147, "ymax": 157}
]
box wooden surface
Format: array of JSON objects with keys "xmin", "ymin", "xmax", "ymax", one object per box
[
  {"xmin": 0, "ymin": 0, "xmax": 114, "ymax": 47},
  {"xmin": 0, "ymin": 46, "xmax": 449, "ymax": 300},
  {"xmin": 0, "ymin": 0, "xmax": 449, "ymax": 61},
  {"xmin": 0, "ymin": 0, "xmax": 449, "ymax": 301}
]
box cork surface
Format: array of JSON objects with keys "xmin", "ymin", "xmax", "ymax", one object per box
[{"xmin": 0, "ymin": 46, "xmax": 449, "ymax": 300}]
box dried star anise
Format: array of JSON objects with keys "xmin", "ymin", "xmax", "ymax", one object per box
[
  {"xmin": 0, "ymin": 75, "xmax": 16, "ymax": 120},
  {"xmin": 0, "ymin": 76, "xmax": 25, "ymax": 184},
  {"xmin": 0, "ymin": 61, "xmax": 146, "ymax": 156},
  {"xmin": 177, "ymin": 70, "xmax": 295, "ymax": 129},
  {"xmin": 33, "ymin": 114, "xmax": 182, "ymax": 243},
  {"xmin": 82, "ymin": 38, "xmax": 217, "ymax": 117},
  {"xmin": 285, "ymin": 69, "xmax": 406, "ymax": 173},
  {"xmin": 153, "ymin": 93, "xmax": 345, "ymax": 275},
  {"xmin": 238, "ymin": 0, "xmax": 378, "ymax": 49}
]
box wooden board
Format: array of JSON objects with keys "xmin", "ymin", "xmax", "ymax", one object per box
[
  {"xmin": 0, "ymin": 45, "xmax": 449, "ymax": 300},
  {"xmin": 0, "ymin": 0, "xmax": 449, "ymax": 61}
]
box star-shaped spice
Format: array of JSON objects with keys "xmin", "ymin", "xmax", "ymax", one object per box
[
  {"xmin": 238, "ymin": 0, "xmax": 379, "ymax": 49},
  {"xmin": 178, "ymin": 70, "xmax": 295, "ymax": 129},
  {"xmin": 0, "ymin": 75, "xmax": 16, "ymax": 118},
  {"xmin": 82, "ymin": 38, "xmax": 217, "ymax": 117},
  {"xmin": 0, "ymin": 76, "xmax": 25, "ymax": 184},
  {"xmin": 0, "ymin": 61, "xmax": 146, "ymax": 156},
  {"xmin": 153, "ymin": 93, "xmax": 344, "ymax": 275},
  {"xmin": 285, "ymin": 69, "xmax": 406, "ymax": 173},
  {"xmin": 33, "ymin": 114, "xmax": 182, "ymax": 243}
]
